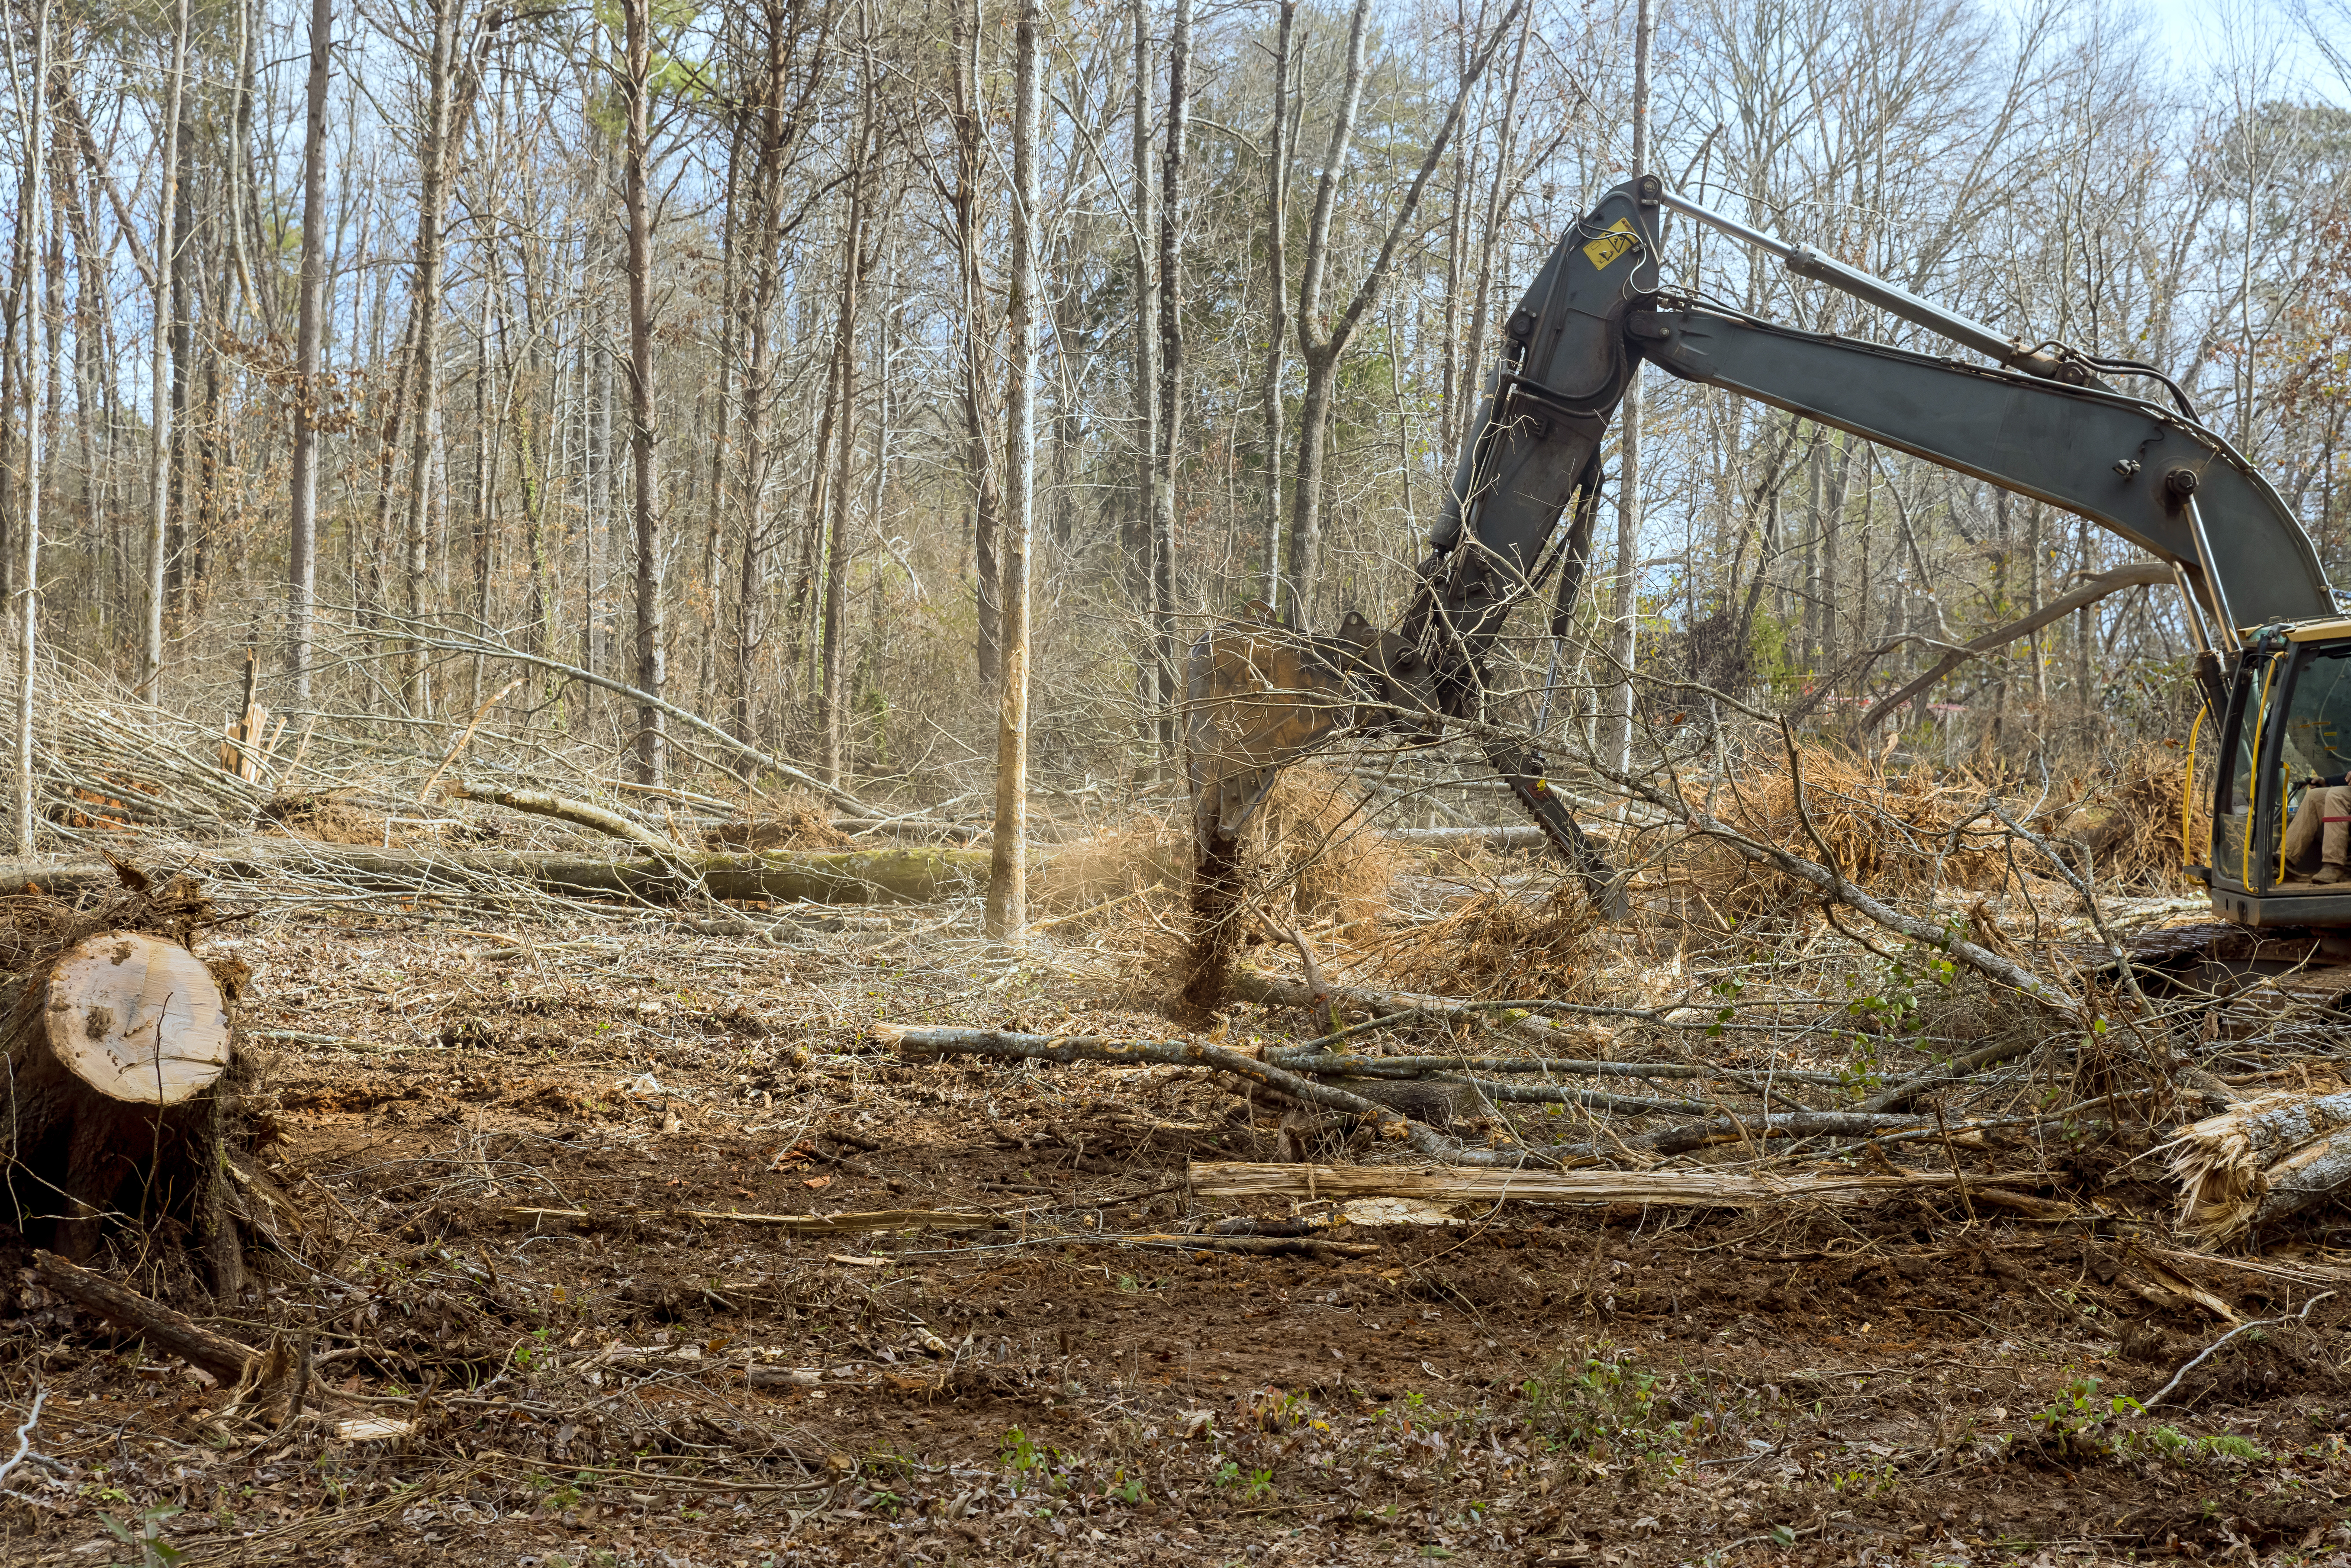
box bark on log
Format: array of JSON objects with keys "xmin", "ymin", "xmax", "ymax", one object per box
[
  {"xmin": 0, "ymin": 847, "xmax": 1003, "ymax": 907},
  {"xmin": 29, "ymin": 1249, "xmax": 255, "ymax": 1384},
  {"xmin": 221, "ymin": 846, "xmax": 992, "ymax": 905},
  {"xmin": 6, "ymin": 932, "xmax": 239, "ymax": 1272},
  {"xmin": 449, "ymin": 782, "xmax": 683, "ymax": 857},
  {"xmin": 1187, "ymin": 1160, "xmax": 2043, "ymax": 1206},
  {"xmin": 499, "ymin": 1206, "xmax": 1004, "ymax": 1233}
]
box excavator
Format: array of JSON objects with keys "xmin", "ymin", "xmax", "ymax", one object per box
[{"xmin": 1186, "ymin": 173, "xmax": 2351, "ymax": 983}]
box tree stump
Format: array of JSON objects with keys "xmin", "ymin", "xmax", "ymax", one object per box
[{"xmin": 5, "ymin": 931, "xmax": 239, "ymax": 1281}]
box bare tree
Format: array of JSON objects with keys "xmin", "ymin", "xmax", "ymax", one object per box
[
  {"xmin": 1258, "ymin": 0, "xmax": 1295, "ymax": 604},
  {"xmin": 1149, "ymin": 0, "xmax": 1191, "ymax": 764},
  {"xmin": 399, "ymin": 0, "xmax": 470, "ymax": 710},
  {"xmin": 288, "ymin": 0, "xmax": 331, "ymax": 705},
  {"xmin": 819, "ymin": 25, "xmax": 879, "ymax": 788},
  {"xmin": 6, "ymin": 0, "xmax": 51, "ymax": 851},
  {"xmin": 986, "ymin": 0, "xmax": 1042, "ymax": 938},
  {"xmin": 1277, "ymin": 0, "xmax": 1525, "ymax": 620},
  {"xmin": 137, "ymin": 0, "xmax": 190, "ymax": 699},
  {"xmin": 621, "ymin": 0, "xmax": 664, "ymax": 784},
  {"xmin": 1599, "ymin": 0, "xmax": 1657, "ymax": 777}
]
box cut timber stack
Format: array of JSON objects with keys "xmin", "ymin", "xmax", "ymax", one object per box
[{"xmin": 0, "ymin": 872, "xmax": 247, "ymax": 1288}]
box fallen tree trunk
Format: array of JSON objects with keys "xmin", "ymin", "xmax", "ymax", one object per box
[
  {"xmin": 1238, "ymin": 968, "xmax": 1848, "ymax": 1084},
  {"xmin": 1188, "ymin": 1159, "xmax": 2048, "ymax": 1207},
  {"xmin": 500, "ymin": 1206, "xmax": 1004, "ymax": 1233},
  {"xmin": 218, "ymin": 845, "xmax": 991, "ymax": 905},
  {"xmin": 7, "ymin": 931, "xmax": 239, "ymax": 1273},
  {"xmin": 1388, "ymin": 826, "xmax": 1549, "ymax": 852}
]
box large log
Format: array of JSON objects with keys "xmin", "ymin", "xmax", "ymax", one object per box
[
  {"xmin": 4, "ymin": 931, "xmax": 238, "ymax": 1275},
  {"xmin": 1188, "ymin": 1160, "xmax": 2048, "ymax": 1207},
  {"xmin": 211, "ymin": 845, "xmax": 994, "ymax": 905}
]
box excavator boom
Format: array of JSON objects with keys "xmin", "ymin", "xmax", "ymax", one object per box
[{"xmin": 1184, "ymin": 172, "xmax": 2347, "ymax": 935}]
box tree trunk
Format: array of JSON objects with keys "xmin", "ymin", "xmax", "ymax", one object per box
[
  {"xmin": 3, "ymin": 932, "xmax": 234, "ymax": 1275},
  {"xmin": 1149, "ymin": 0, "xmax": 1191, "ymax": 771},
  {"xmin": 732, "ymin": 1, "xmax": 799, "ymax": 746},
  {"xmin": 137, "ymin": 0, "xmax": 189, "ymax": 700},
  {"xmin": 1259, "ymin": 0, "xmax": 1294, "ymax": 605},
  {"xmin": 1598, "ymin": 0, "xmax": 1655, "ymax": 778},
  {"xmin": 1126, "ymin": 0, "xmax": 1157, "ymax": 734},
  {"xmin": 986, "ymin": 0, "xmax": 1042, "ymax": 940},
  {"xmin": 401, "ymin": 0, "xmax": 465, "ymax": 714},
  {"xmin": 10, "ymin": 0, "xmax": 48, "ymax": 855},
  {"xmin": 956, "ymin": 0, "xmax": 1004, "ymax": 686},
  {"xmin": 819, "ymin": 55, "xmax": 876, "ymax": 789},
  {"xmin": 287, "ymin": 0, "xmax": 330, "ymax": 705},
  {"xmin": 622, "ymin": 0, "xmax": 665, "ymax": 785}
]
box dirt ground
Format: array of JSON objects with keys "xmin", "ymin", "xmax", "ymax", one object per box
[{"xmin": 5, "ymin": 912, "xmax": 2351, "ymax": 1568}]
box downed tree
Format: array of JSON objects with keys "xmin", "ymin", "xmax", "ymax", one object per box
[
  {"xmin": 225, "ymin": 844, "xmax": 991, "ymax": 905},
  {"xmin": 500, "ymin": 1206, "xmax": 1004, "ymax": 1233},
  {"xmin": 1188, "ymin": 1159, "xmax": 2052, "ymax": 1207}
]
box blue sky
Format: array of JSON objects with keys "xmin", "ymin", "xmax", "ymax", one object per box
[{"xmin": 2136, "ymin": 0, "xmax": 2349, "ymax": 103}]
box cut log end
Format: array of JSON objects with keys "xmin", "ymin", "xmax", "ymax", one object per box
[{"xmin": 44, "ymin": 931, "xmax": 231, "ymax": 1105}]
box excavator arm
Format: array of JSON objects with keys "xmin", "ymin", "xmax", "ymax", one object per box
[{"xmin": 1185, "ymin": 173, "xmax": 2339, "ymax": 919}]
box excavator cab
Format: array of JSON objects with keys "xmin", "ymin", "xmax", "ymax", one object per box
[{"xmin": 2209, "ymin": 623, "xmax": 2351, "ymax": 923}]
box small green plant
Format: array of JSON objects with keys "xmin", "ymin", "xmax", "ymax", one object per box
[
  {"xmin": 1519, "ymin": 1345, "xmax": 1666, "ymax": 1455},
  {"xmin": 2203, "ymin": 1433, "xmax": 2269, "ymax": 1461},
  {"xmin": 100, "ymin": 1503, "xmax": 186, "ymax": 1568},
  {"xmin": 1238, "ymin": 1467, "xmax": 1275, "ymax": 1502},
  {"xmin": 2030, "ymin": 1376, "xmax": 2140, "ymax": 1456},
  {"xmin": 999, "ymin": 1426, "xmax": 1069, "ymax": 1496},
  {"xmin": 1104, "ymin": 1471, "xmax": 1148, "ymax": 1505},
  {"xmin": 1829, "ymin": 1464, "xmax": 1897, "ymax": 1497},
  {"xmin": 513, "ymin": 1327, "xmax": 554, "ymax": 1372},
  {"xmin": 1211, "ymin": 1458, "xmax": 1242, "ymax": 1490}
]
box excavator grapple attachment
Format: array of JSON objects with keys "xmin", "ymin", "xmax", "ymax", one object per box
[{"xmin": 1182, "ymin": 617, "xmax": 1365, "ymax": 857}]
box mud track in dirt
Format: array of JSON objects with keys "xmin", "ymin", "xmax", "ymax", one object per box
[{"xmin": 6, "ymin": 921, "xmax": 2351, "ymax": 1566}]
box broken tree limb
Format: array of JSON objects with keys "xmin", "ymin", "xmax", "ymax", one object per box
[
  {"xmin": 448, "ymin": 782, "xmax": 683, "ymax": 858},
  {"xmin": 1854, "ymin": 562, "xmax": 2172, "ymax": 734},
  {"xmin": 1274, "ymin": 1046, "xmax": 1846, "ymax": 1087},
  {"xmin": 881, "ymin": 1025, "xmax": 1560, "ymax": 1169},
  {"xmin": 1857, "ymin": 1036, "xmax": 2042, "ymax": 1113},
  {"xmin": 1239, "ymin": 969, "xmax": 1849, "ymax": 1083},
  {"xmin": 28, "ymin": 1250, "xmax": 255, "ymax": 1384},
  {"xmin": 499, "ymin": 1207, "xmax": 1004, "ymax": 1233},
  {"xmin": 1186, "ymin": 1160, "xmax": 2049, "ymax": 1206}
]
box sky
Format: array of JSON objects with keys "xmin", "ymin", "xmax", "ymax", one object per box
[{"xmin": 2137, "ymin": 0, "xmax": 2351, "ymax": 103}]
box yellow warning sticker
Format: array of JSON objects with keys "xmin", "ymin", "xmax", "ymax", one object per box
[{"xmin": 1582, "ymin": 217, "xmax": 1639, "ymax": 270}]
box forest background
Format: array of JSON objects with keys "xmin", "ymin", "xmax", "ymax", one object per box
[{"xmin": 7, "ymin": 0, "xmax": 2351, "ymax": 863}]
